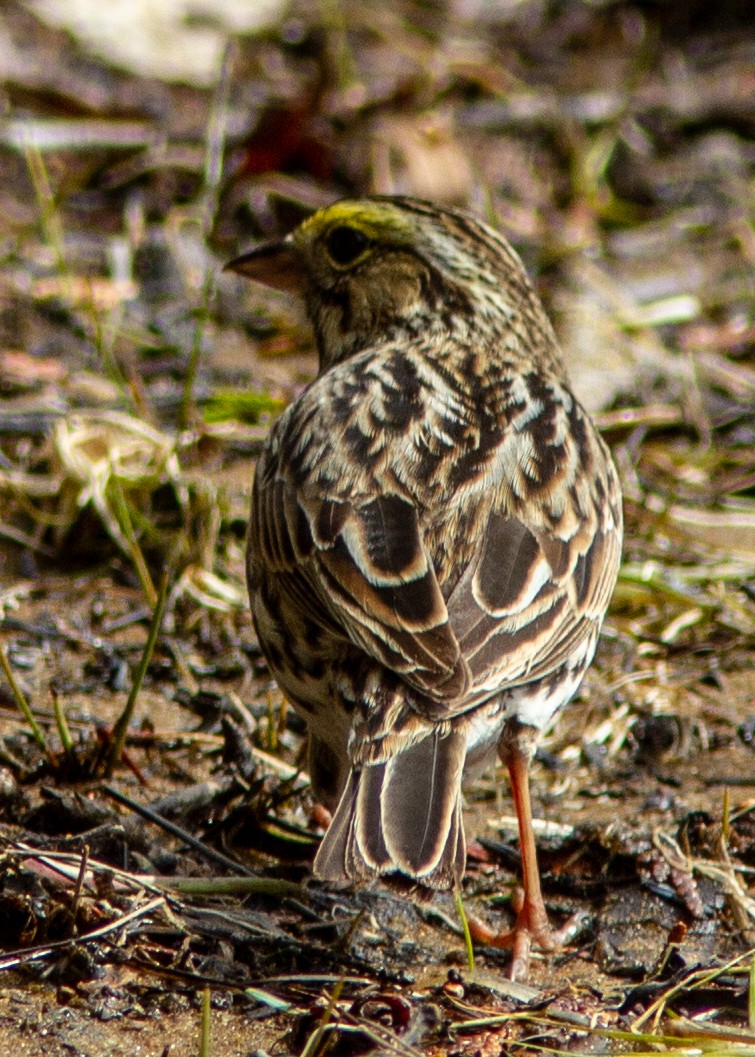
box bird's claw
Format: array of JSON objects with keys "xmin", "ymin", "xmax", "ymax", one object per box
[{"xmin": 468, "ymin": 895, "xmax": 566, "ymax": 981}]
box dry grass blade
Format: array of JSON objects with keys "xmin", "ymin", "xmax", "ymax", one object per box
[
  {"xmin": 105, "ymin": 574, "xmax": 168, "ymax": 775},
  {"xmin": 69, "ymin": 844, "xmax": 89, "ymax": 936},
  {"xmin": 299, "ymin": 981, "xmax": 344, "ymax": 1057},
  {"xmin": 631, "ymin": 950, "xmax": 755, "ymax": 1033},
  {"xmin": 455, "ymin": 885, "xmax": 476, "ymax": 973},
  {"xmin": 243, "ymin": 987, "xmax": 293, "ymax": 1012},
  {"xmin": 53, "ymin": 411, "xmax": 189, "ymax": 577},
  {"xmin": 161, "ymin": 877, "xmax": 306, "ymax": 899},
  {"xmin": 170, "ymin": 566, "xmax": 245, "ymax": 613},
  {"xmin": 666, "ymin": 1018, "xmax": 755, "ymax": 1045},
  {"xmin": 108, "ymin": 476, "xmax": 158, "ymax": 605},
  {"xmin": 50, "ymin": 685, "xmax": 73, "ymax": 753},
  {"xmin": 4, "ymin": 841, "xmax": 164, "ymax": 893},
  {"xmin": 179, "ymin": 42, "xmax": 234, "ymax": 431},
  {"xmin": 0, "ymin": 644, "xmax": 48, "ymax": 752},
  {"xmin": 199, "ymin": 986, "xmax": 211, "ymax": 1057}
]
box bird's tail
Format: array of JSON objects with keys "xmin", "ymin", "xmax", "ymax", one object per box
[{"xmin": 313, "ymin": 728, "xmax": 467, "ymax": 889}]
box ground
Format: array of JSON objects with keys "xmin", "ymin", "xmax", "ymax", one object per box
[{"xmin": 0, "ymin": 1, "xmax": 753, "ymax": 1054}]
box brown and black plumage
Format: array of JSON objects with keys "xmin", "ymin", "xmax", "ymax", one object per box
[{"xmin": 226, "ymin": 196, "xmax": 623, "ymax": 979}]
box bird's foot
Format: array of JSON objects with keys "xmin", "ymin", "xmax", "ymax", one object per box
[{"xmin": 469, "ymin": 889, "xmax": 583, "ymax": 981}]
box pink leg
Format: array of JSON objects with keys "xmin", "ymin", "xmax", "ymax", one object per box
[{"xmin": 469, "ymin": 724, "xmax": 559, "ymax": 981}]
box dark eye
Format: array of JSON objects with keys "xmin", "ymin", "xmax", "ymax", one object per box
[{"xmin": 325, "ymin": 225, "xmax": 371, "ymax": 265}]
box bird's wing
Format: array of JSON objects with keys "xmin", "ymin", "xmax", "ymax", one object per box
[
  {"xmin": 250, "ymin": 369, "xmax": 621, "ymax": 719},
  {"xmin": 446, "ymin": 503, "xmax": 621, "ymax": 697},
  {"xmin": 433, "ymin": 407, "xmax": 623, "ymax": 718},
  {"xmin": 250, "ymin": 475, "xmax": 470, "ymax": 702}
]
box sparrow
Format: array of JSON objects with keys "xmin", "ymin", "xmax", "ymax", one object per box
[{"xmin": 225, "ymin": 195, "xmax": 623, "ymax": 978}]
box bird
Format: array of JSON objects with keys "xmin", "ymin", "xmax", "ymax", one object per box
[{"xmin": 225, "ymin": 195, "xmax": 623, "ymax": 979}]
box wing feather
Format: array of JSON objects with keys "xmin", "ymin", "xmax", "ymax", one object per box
[
  {"xmin": 443, "ymin": 470, "xmax": 622, "ymax": 709},
  {"xmin": 250, "ymin": 374, "xmax": 621, "ymax": 723},
  {"xmin": 251, "ymin": 478, "xmax": 470, "ymax": 702}
]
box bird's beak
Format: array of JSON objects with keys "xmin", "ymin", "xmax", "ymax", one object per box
[{"xmin": 223, "ymin": 236, "xmax": 306, "ymax": 295}]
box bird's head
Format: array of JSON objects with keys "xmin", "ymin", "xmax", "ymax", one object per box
[{"xmin": 225, "ymin": 196, "xmax": 558, "ymax": 371}]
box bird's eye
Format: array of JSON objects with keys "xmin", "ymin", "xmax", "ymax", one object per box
[{"xmin": 325, "ymin": 225, "xmax": 371, "ymax": 266}]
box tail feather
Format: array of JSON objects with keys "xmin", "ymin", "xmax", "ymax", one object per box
[
  {"xmin": 313, "ymin": 729, "xmax": 467, "ymax": 890},
  {"xmin": 382, "ymin": 729, "xmax": 466, "ymax": 878},
  {"xmin": 355, "ymin": 763, "xmax": 391, "ymax": 871},
  {"xmin": 313, "ymin": 770, "xmax": 360, "ymax": 882}
]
